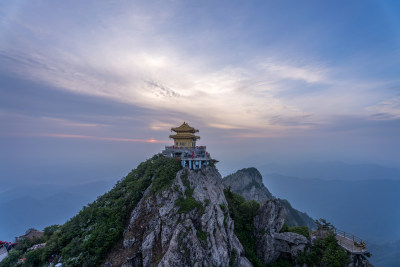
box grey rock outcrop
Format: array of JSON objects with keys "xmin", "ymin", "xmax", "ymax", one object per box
[
  {"xmin": 223, "ymin": 167, "xmax": 273, "ymax": 202},
  {"xmin": 253, "ymin": 199, "xmax": 286, "ymax": 233},
  {"xmin": 105, "ymin": 167, "xmax": 252, "ymax": 267},
  {"xmin": 273, "ymin": 232, "xmax": 308, "ymax": 260},
  {"xmin": 223, "ymin": 167, "xmax": 315, "ymax": 229},
  {"xmin": 0, "ymin": 247, "xmax": 8, "ymax": 263},
  {"xmin": 253, "ymin": 199, "xmax": 309, "ymax": 265}
]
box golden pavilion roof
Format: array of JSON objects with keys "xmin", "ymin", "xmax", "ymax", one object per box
[
  {"xmin": 171, "ymin": 122, "xmax": 199, "ymax": 133},
  {"xmin": 169, "ymin": 133, "xmax": 200, "ymax": 140}
]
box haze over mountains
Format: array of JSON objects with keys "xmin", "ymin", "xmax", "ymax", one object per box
[
  {"xmin": 0, "ymin": 181, "xmax": 115, "ymax": 241},
  {"xmin": 259, "ymin": 161, "xmax": 400, "ymax": 181},
  {"xmin": 262, "ymin": 173, "xmax": 400, "ymax": 243}
]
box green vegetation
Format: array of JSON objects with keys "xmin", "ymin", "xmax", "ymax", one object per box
[
  {"xmin": 175, "ymin": 170, "xmax": 203, "ymax": 214},
  {"xmin": 298, "ymin": 230, "xmax": 350, "ymax": 267},
  {"xmin": 196, "ymin": 229, "xmax": 207, "ymax": 242},
  {"xmin": 24, "ymin": 248, "xmax": 46, "ymax": 266},
  {"xmin": 0, "ymin": 154, "xmax": 181, "ymax": 267},
  {"xmin": 151, "ymin": 156, "xmax": 182, "ymax": 193},
  {"xmin": 315, "ymin": 218, "xmax": 334, "ymax": 231},
  {"xmin": 280, "ymin": 219, "xmax": 350, "ymax": 266},
  {"xmin": 0, "ymin": 250, "xmax": 23, "ymax": 266},
  {"xmin": 209, "ymin": 160, "xmax": 216, "ymax": 168},
  {"xmin": 0, "ymin": 226, "xmax": 57, "ymax": 266},
  {"xmin": 223, "ymin": 187, "xmax": 263, "ymax": 267},
  {"xmin": 176, "ymin": 194, "xmax": 202, "ymax": 213},
  {"xmin": 229, "ymin": 248, "xmax": 238, "ymax": 267},
  {"xmin": 268, "ymin": 258, "xmax": 292, "ymax": 267},
  {"xmin": 280, "ymin": 223, "xmax": 310, "ymax": 239}
]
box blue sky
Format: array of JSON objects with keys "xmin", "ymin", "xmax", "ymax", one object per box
[{"xmin": 1, "ymin": 0, "xmax": 400, "ymax": 186}]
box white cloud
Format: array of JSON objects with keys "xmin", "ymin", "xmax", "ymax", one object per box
[
  {"xmin": 2, "ymin": 44, "xmax": 316, "ymax": 131},
  {"xmin": 260, "ymin": 60, "xmax": 329, "ymax": 84}
]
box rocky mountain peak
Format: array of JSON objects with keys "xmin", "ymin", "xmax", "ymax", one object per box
[
  {"xmin": 223, "ymin": 167, "xmax": 273, "ymax": 202},
  {"xmin": 223, "ymin": 167, "xmax": 316, "ymax": 229},
  {"xmin": 105, "ymin": 166, "xmax": 251, "ymax": 267}
]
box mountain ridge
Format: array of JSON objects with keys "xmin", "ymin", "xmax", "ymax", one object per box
[{"xmin": 223, "ymin": 167, "xmax": 315, "ymax": 229}]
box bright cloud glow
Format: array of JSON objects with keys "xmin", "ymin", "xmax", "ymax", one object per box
[{"xmin": 6, "ymin": 133, "xmax": 168, "ymax": 143}]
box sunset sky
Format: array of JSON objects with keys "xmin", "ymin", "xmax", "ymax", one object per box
[{"xmin": 1, "ymin": 0, "xmax": 400, "ymax": 187}]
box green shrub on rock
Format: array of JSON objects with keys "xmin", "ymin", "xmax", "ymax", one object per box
[
  {"xmin": 280, "ymin": 223, "xmax": 310, "ymax": 239},
  {"xmin": 223, "ymin": 187, "xmax": 263, "ymax": 267},
  {"xmin": 298, "ymin": 231, "xmax": 350, "ymax": 267}
]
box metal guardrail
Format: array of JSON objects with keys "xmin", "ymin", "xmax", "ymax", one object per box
[
  {"xmin": 163, "ymin": 146, "xmax": 210, "ymax": 159},
  {"xmin": 311, "ymin": 227, "xmax": 367, "ymax": 254},
  {"xmin": 333, "ymin": 228, "xmax": 366, "ymax": 253},
  {"xmin": 165, "ymin": 146, "xmax": 207, "ymax": 150}
]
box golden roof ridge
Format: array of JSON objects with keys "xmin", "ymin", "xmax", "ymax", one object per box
[{"xmin": 171, "ymin": 121, "xmax": 199, "ymax": 133}]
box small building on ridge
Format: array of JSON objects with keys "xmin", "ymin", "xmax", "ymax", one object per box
[{"xmin": 162, "ymin": 122, "xmax": 214, "ymax": 170}]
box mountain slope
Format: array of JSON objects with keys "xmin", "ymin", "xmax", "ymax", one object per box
[
  {"xmin": 278, "ymin": 199, "xmax": 315, "ymax": 229},
  {"xmin": 223, "ymin": 167, "xmax": 315, "ymax": 229}
]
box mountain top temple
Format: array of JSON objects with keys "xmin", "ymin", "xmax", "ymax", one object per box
[{"xmin": 162, "ymin": 122, "xmax": 214, "ymax": 170}]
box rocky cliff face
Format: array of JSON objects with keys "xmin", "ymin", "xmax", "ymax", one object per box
[
  {"xmin": 223, "ymin": 167, "xmax": 315, "ymax": 229},
  {"xmin": 105, "ymin": 167, "xmax": 251, "ymax": 267},
  {"xmin": 253, "ymin": 199, "xmax": 308, "ymax": 265}
]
